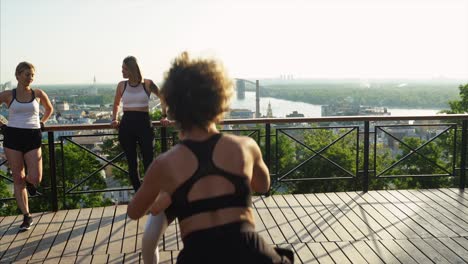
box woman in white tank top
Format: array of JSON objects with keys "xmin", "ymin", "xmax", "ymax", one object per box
[
  {"xmin": 110, "ymin": 56, "xmax": 170, "ymax": 264},
  {"xmin": 0, "ymin": 62, "xmax": 53, "ymax": 231}
]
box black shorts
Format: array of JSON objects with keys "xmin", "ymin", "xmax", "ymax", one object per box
[
  {"xmin": 3, "ymin": 126, "xmax": 42, "ymax": 153},
  {"xmin": 177, "ymin": 221, "xmax": 294, "ymax": 264}
]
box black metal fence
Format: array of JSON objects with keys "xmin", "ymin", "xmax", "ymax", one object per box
[{"xmin": 0, "ymin": 115, "xmax": 467, "ymax": 212}]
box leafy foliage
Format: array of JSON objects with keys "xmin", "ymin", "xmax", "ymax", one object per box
[
  {"xmin": 261, "ymin": 82, "xmax": 459, "ymax": 109},
  {"xmin": 40, "ymin": 142, "xmax": 114, "ymax": 211},
  {"xmin": 441, "ymin": 83, "xmax": 468, "ymax": 114}
]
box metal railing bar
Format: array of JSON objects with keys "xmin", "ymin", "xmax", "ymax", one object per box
[
  {"xmin": 62, "ymin": 137, "xmax": 127, "ymax": 171},
  {"xmin": 376, "ymin": 125, "xmax": 454, "ymax": 176},
  {"xmin": 279, "ymin": 176, "xmax": 354, "ymax": 182},
  {"xmin": 67, "ymin": 187, "xmax": 134, "ymax": 195},
  {"xmin": 378, "ymin": 174, "xmax": 452, "ymax": 178},
  {"xmin": 277, "ymin": 128, "xmax": 357, "ymax": 180}
]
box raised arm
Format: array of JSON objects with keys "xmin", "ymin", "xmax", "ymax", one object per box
[
  {"xmin": 36, "ymin": 89, "xmax": 53, "ymax": 123},
  {"xmin": 249, "ymin": 138, "xmax": 270, "ymax": 194}
]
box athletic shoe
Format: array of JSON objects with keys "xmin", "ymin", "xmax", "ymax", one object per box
[
  {"xmin": 19, "ymin": 214, "xmax": 33, "ymax": 231},
  {"xmin": 26, "ymin": 181, "xmax": 37, "ymax": 196}
]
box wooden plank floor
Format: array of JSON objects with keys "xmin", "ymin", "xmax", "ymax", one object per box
[{"xmin": 1, "ymin": 188, "xmax": 467, "ymax": 263}]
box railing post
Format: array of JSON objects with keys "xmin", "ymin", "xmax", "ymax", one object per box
[
  {"xmin": 161, "ymin": 126, "xmax": 168, "ymax": 153},
  {"xmin": 460, "ymin": 120, "xmax": 467, "ymax": 189},
  {"xmin": 48, "ymin": 131, "xmax": 58, "ymax": 212},
  {"xmin": 265, "ymin": 123, "xmax": 271, "ymax": 196},
  {"xmin": 265, "ymin": 123, "xmax": 271, "ymax": 169},
  {"xmin": 363, "ymin": 121, "xmax": 370, "ymax": 192}
]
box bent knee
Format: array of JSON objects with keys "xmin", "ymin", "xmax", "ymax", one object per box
[
  {"xmin": 14, "ymin": 180, "xmax": 26, "ymax": 189},
  {"xmin": 28, "ymin": 175, "xmax": 42, "ymax": 185},
  {"xmin": 12, "ymin": 173, "xmax": 26, "ymax": 184}
]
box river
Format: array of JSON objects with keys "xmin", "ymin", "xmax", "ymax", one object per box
[{"xmin": 229, "ymin": 91, "xmax": 441, "ymax": 117}]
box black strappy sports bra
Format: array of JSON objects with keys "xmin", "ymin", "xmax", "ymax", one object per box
[{"xmin": 166, "ymin": 133, "xmax": 252, "ymax": 221}]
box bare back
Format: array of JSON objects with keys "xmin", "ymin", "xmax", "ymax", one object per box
[
  {"xmin": 166, "ymin": 134, "xmax": 253, "ymax": 235},
  {"xmin": 127, "ymin": 132, "xmax": 270, "ymax": 238}
]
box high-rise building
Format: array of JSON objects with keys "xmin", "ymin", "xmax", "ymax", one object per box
[{"xmin": 90, "ymin": 76, "xmax": 98, "ymax": 95}]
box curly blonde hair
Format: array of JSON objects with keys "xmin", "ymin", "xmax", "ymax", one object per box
[{"xmin": 161, "ymin": 52, "xmax": 233, "ymax": 131}]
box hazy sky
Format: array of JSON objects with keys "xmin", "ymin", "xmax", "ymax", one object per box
[{"xmin": 1, "ymin": 0, "xmax": 467, "ymax": 84}]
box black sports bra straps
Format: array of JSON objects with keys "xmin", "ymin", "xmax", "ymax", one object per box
[
  {"xmin": 167, "ymin": 134, "xmax": 252, "ymax": 221},
  {"xmin": 11, "ymin": 89, "xmax": 36, "ymax": 105}
]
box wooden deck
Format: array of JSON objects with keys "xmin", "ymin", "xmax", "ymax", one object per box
[{"xmin": 1, "ymin": 189, "xmax": 467, "ymax": 263}]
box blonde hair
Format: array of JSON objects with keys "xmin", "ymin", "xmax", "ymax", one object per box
[
  {"xmin": 15, "ymin": 62, "xmax": 35, "ymax": 77},
  {"xmin": 123, "ymin": 56, "xmax": 142, "ymax": 83}
]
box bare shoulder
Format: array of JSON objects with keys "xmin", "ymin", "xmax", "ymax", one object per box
[
  {"xmin": 144, "ymin": 79, "xmax": 159, "ymax": 94},
  {"xmin": 154, "ymin": 144, "xmax": 184, "ymax": 164},
  {"xmin": 117, "ymin": 80, "xmax": 126, "ymax": 88},
  {"xmin": 221, "ymin": 133, "xmax": 258, "ymax": 151},
  {"xmin": 147, "ymin": 144, "xmax": 185, "ymax": 181},
  {"xmin": 0, "ymin": 90, "xmax": 13, "ymax": 104},
  {"xmin": 34, "ymin": 89, "xmax": 49, "ymax": 98},
  {"xmin": 0, "ymin": 90, "xmax": 13, "ymax": 97},
  {"xmin": 143, "ymin": 78, "xmax": 153, "ymax": 86},
  {"xmin": 116, "ymin": 81, "xmax": 126, "ymax": 93},
  {"xmin": 163, "ymin": 144, "xmax": 186, "ymax": 159}
]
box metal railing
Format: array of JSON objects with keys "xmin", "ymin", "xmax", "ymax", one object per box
[{"xmin": 0, "ymin": 114, "xmax": 467, "ymax": 212}]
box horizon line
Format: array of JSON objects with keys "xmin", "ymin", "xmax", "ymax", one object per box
[{"xmin": 8, "ymin": 77, "xmax": 466, "ymax": 86}]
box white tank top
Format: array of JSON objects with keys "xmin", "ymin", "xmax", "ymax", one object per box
[
  {"xmin": 121, "ymin": 81, "xmax": 150, "ymax": 108},
  {"xmin": 8, "ymin": 89, "xmax": 41, "ymax": 129}
]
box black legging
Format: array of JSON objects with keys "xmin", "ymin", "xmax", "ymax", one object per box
[
  {"xmin": 178, "ymin": 221, "xmax": 294, "ymax": 263},
  {"xmin": 118, "ymin": 111, "xmax": 154, "ymax": 191}
]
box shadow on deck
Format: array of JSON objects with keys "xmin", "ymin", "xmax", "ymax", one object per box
[{"xmin": 1, "ymin": 189, "xmax": 467, "ymax": 263}]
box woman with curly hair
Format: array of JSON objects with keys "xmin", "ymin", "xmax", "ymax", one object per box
[{"xmin": 128, "ymin": 52, "xmax": 293, "ymax": 263}]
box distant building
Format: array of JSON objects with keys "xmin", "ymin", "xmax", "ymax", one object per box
[
  {"xmin": 228, "ymin": 109, "xmax": 254, "ymax": 119},
  {"xmin": 89, "ymin": 76, "xmax": 98, "ymax": 95},
  {"xmin": 266, "ymin": 101, "xmax": 273, "ymax": 118},
  {"xmin": 56, "ymin": 101, "xmax": 70, "ymax": 111},
  {"xmin": 321, "ymin": 100, "xmax": 390, "ymax": 117},
  {"xmin": 60, "ymin": 110, "xmax": 85, "ymax": 120},
  {"xmin": 286, "ymin": 111, "xmax": 304, "ymax": 118}
]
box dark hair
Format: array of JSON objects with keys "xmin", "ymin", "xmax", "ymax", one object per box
[
  {"xmin": 123, "ymin": 56, "xmax": 142, "ymax": 83},
  {"xmin": 15, "ymin": 62, "xmax": 35, "ymax": 77},
  {"xmin": 161, "ymin": 52, "xmax": 233, "ymax": 131}
]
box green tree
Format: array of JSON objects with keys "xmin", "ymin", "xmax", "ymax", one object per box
[
  {"xmin": 280, "ymin": 128, "xmax": 358, "ymax": 193},
  {"xmin": 441, "ymin": 83, "xmax": 468, "ymax": 114},
  {"xmin": 0, "ymin": 177, "xmax": 17, "ymax": 215},
  {"xmin": 385, "ymin": 137, "xmax": 452, "ymax": 189},
  {"xmin": 368, "ymin": 142, "xmax": 396, "ymax": 190},
  {"xmin": 38, "ymin": 141, "xmax": 113, "ymax": 211}
]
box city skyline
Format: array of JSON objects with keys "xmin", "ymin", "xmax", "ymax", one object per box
[{"xmin": 1, "ymin": 0, "xmax": 468, "ymax": 84}]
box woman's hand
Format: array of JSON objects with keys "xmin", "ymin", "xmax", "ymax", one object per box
[
  {"xmin": 111, "ymin": 120, "xmax": 120, "ymax": 128},
  {"xmin": 150, "ymin": 192, "xmax": 171, "ymax": 215},
  {"xmin": 160, "ymin": 117, "xmax": 171, "ymax": 126}
]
